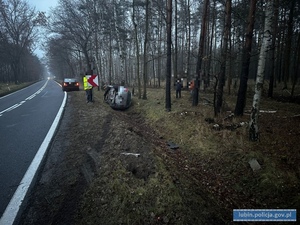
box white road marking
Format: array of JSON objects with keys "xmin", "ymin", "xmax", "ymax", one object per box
[
  {"xmin": 0, "ymin": 81, "xmax": 48, "ymax": 117},
  {"xmin": 0, "ymin": 91, "xmax": 67, "ymax": 225}
]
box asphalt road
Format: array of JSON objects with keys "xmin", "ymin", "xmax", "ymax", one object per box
[{"xmin": 0, "ymin": 79, "xmax": 64, "ymax": 217}]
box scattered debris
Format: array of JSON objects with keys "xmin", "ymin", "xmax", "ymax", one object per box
[
  {"xmin": 259, "ymin": 110, "xmax": 277, "ymax": 113},
  {"xmin": 212, "ymin": 121, "xmax": 248, "ymax": 131},
  {"xmin": 167, "ymin": 141, "xmax": 179, "ymax": 150},
  {"xmin": 224, "ymin": 113, "xmax": 234, "ymax": 121},
  {"xmin": 248, "ymin": 159, "xmax": 261, "ymax": 171},
  {"xmin": 240, "ymin": 122, "xmax": 248, "ymax": 126},
  {"xmin": 179, "ymin": 111, "xmax": 203, "ymax": 117},
  {"xmin": 213, "ymin": 124, "xmax": 220, "ymax": 130},
  {"xmin": 180, "ymin": 112, "xmax": 188, "ymax": 116},
  {"xmin": 121, "ymin": 153, "xmax": 140, "ymax": 157},
  {"xmin": 245, "ymin": 109, "xmax": 277, "ymax": 114},
  {"xmin": 283, "ymin": 114, "xmax": 300, "ymax": 119}
]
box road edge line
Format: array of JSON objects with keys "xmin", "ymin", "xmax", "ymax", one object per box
[{"xmin": 0, "ymin": 91, "xmax": 67, "ymax": 225}]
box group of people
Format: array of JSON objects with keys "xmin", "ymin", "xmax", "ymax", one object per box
[{"xmin": 83, "ymin": 78, "xmax": 185, "ymax": 103}]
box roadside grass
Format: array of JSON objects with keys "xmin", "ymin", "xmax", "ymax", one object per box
[
  {"xmin": 0, "ymin": 82, "xmax": 34, "ymax": 97},
  {"xmin": 5, "ymin": 81, "xmax": 300, "ymax": 224},
  {"xmin": 130, "ymin": 86, "xmax": 300, "ymax": 222}
]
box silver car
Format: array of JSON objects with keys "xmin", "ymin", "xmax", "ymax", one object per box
[{"xmin": 104, "ymin": 85, "xmax": 132, "ymax": 109}]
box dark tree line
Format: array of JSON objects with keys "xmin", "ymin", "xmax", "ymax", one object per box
[
  {"xmin": 3, "ymin": 0, "xmax": 299, "ymax": 136},
  {"xmin": 44, "ymin": 0, "xmax": 299, "ymax": 109},
  {"xmin": 0, "ymin": 0, "xmax": 47, "ymax": 84}
]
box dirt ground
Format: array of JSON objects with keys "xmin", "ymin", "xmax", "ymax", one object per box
[
  {"xmin": 19, "ymin": 87, "xmax": 300, "ymax": 225},
  {"xmin": 18, "ymin": 89, "xmax": 220, "ymax": 225}
]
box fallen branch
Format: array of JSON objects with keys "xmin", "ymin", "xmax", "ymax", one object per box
[
  {"xmin": 259, "ymin": 110, "xmax": 277, "ymax": 113},
  {"xmin": 282, "ymin": 114, "xmax": 300, "ymax": 119},
  {"xmin": 245, "ymin": 110, "xmax": 277, "ymax": 114},
  {"xmin": 121, "ymin": 152, "xmax": 140, "ymax": 157}
]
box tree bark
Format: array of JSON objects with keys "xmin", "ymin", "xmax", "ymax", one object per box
[
  {"xmin": 268, "ymin": 0, "xmax": 279, "ymax": 98},
  {"xmin": 193, "ymin": 0, "xmax": 209, "ymax": 106},
  {"xmin": 234, "ymin": 0, "xmax": 257, "ymax": 116},
  {"xmin": 174, "ymin": 0, "xmax": 178, "ymax": 81},
  {"xmin": 291, "ymin": 33, "xmax": 300, "ymax": 97},
  {"xmin": 249, "ymin": 0, "xmax": 273, "ymax": 142},
  {"xmin": 165, "ymin": 0, "xmax": 172, "ymax": 111},
  {"xmin": 283, "ymin": 0, "xmax": 296, "ymax": 89},
  {"xmin": 142, "ymin": 0, "xmax": 149, "ymax": 99},
  {"xmin": 132, "ymin": 0, "xmax": 141, "ymax": 99},
  {"xmin": 215, "ymin": 0, "xmax": 231, "ymax": 114}
]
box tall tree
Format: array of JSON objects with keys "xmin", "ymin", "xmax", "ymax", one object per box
[
  {"xmin": 283, "ymin": 0, "xmax": 296, "ymax": 89},
  {"xmin": 291, "ymin": 33, "xmax": 300, "ymax": 97},
  {"xmin": 142, "ymin": 0, "xmax": 149, "ymax": 99},
  {"xmin": 132, "ymin": 0, "xmax": 141, "ymax": 99},
  {"xmin": 0, "ymin": 0, "xmax": 40, "ymax": 83},
  {"xmin": 215, "ymin": 0, "xmax": 231, "ymax": 114},
  {"xmin": 193, "ymin": 0, "xmax": 209, "ymax": 106},
  {"xmin": 234, "ymin": 0, "xmax": 257, "ymax": 116},
  {"xmin": 249, "ymin": 0, "xmax": 273, "ymax": 141},
  {"xmin": 174, "ymin": 0, "xmax": 178, "ymax": 81},
  {"xmin": 268, "ymin": 0, "xmax": 279, "ymax": 98},
  {"xmin": 50, "ymin": 0, "xmax": 99, "ymax": 73},
  {"xmin": 165, "ymin": 0, "xmax": 172, "ymax": 111}
]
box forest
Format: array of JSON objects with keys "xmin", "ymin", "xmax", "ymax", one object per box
[
  {"xmin": 1, "ymin": 1, "xmax": 300, "ymax": 223},
  {"xmin": 1, "ymin": 0, "xmax": 300, "ymax": 131}
]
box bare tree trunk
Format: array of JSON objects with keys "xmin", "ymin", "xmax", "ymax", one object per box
[
  {"xmin": 174, "ymin": 0, "xmax": 178, "ymax": 81},
  {"xmin": 186, "ymin": 0, "xmax": 191, "ymax": 88},
  {"xmin": 193, "ymin": 0, "xmax": 209, "ymax": 106},
  {"xmin": 234, "ymin": 0, "xmax": 257, "ymax": 116},
  {"xmin": 215, "ymin": 0, "xmax": 231, "ymax": 114},
  {"xmin": 165, "ymin": 0, "xmax": 172, "ymax": 111},
  {"xmin": 249, "ymin": 0, "xmax": 273, "ymax": 141},
  {"xmin": 283, "ymin": 0, "xmax": 296, "ymax": 89},
  {"xmin": 158, "ymin": 19, "xmax": 162, "ymax": 88},
  {"xmin": 208, "ymin": 0, "xmax": 217, "ymax": 88},
  {"xmin": 132, "ymin": 0, "xmax": 141, "ymax": 99},
  {"xmin": 227, "ymin": 19, "xmax": 232, "ymax": 95},
  {"xmin": 113, "ymin": 2, "xmax": 125, "ymax": 81},
  {"xmin": 291, "ymin": 33, "xmax": 300, "ymax": 97},
  {"xmin": 142, "ymin": 0, "xmax": 149, "ymax": 99},
  {"xmin": 109, "ymin": 31, "xmax": 113, "ymax": 84},
  {"xmin": 268, "ymin": 0, "xmax": 279, "ymax": 98},
  {"xmin": 277, "ymin": 9, "xmax": 286, "ymax": 84}
]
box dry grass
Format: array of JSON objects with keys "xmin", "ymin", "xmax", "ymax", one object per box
[
  {"xmin": 0, "ymin": 82, "xmax": 33, "ymax": 96},
  {"xmin": 130, "ymin": 85, "xmax": 300, "ymax": 223},
  {"xmin": 8, "ymin": 81, "xmax": 300, "ymax": 224}
]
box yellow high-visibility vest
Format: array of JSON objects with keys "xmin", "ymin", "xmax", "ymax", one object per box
[{"xmin": 83, "ymin": 76, "xmax": 92, "ymax": 90}]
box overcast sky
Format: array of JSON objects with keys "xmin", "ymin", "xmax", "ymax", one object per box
[
  {"xmin": 27, "ymin": 0, "xmax": 59, "ymax": 58},
  {"xmin": 28, "ymin": 0, "xmax": 58, "ymax": 14}
]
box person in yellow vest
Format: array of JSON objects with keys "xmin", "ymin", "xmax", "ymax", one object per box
[{"xmin": 83, "ymin": 76, "xmax": 93, "ymax": 103}]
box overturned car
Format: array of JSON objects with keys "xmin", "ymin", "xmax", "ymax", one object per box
[{"xmin": 104, "ymin": 85, "xmax": 132, "ymax": 109}]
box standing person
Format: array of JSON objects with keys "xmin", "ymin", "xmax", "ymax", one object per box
[
  {"xmin": 83, "ymin": 76, "xmax": 93, "ymax": 103},
  {"xmin": 176, "ymin": 79, "xmax": 182, "ymax": 98},
  {"xmin": 87, "ymin": 86, "xmax": 93, "ymax": 103}
]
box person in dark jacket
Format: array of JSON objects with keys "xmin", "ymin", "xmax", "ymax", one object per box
[{"xmin": 176, "ymin": 80, "xmax": 182, "ymax": 98}]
